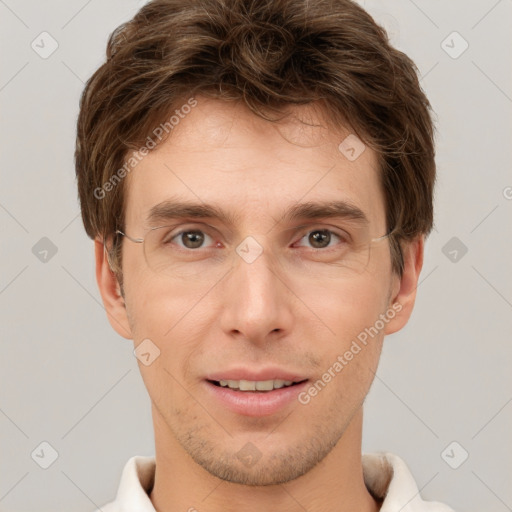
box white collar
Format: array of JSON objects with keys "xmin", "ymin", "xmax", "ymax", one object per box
[{"xmin": 100, "ymin": 452, "xmax": 455, "ymax": 511}]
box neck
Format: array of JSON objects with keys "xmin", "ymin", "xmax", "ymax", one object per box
[{"xmin": 149, "ymin": 405, "xmax": 381, "ymax": 512}]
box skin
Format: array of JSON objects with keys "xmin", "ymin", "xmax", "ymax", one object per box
[{"xmin": 95, "ymin": 97, "xmax": 424, "ymax": 512}]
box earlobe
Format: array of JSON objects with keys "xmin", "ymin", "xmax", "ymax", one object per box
[
  {"xmin": 384, "ymin": 236, "xmax": 425, "ymax": 336},
  {"xmin": 94, "ymin": 238, "xmax": 133, "ymax": 340}
]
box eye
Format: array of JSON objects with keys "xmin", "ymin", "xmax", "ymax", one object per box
[
  {"xmin": 169, "ymin": 229, "xmax": 215, "ymax": 250},
  {"xmin": 158, "ymin": 225, "xmax": 350, "ymax": 253},
  {"xmin": 294, "ymin": 228, "xmax": 348, "ymax": 250}
]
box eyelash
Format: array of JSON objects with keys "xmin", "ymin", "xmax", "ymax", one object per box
[{"xmin": 167, "ymin": 226, "xmax": 349, "ymax": 253}]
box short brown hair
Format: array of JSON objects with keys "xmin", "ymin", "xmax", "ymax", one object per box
[{"xmin": 75, "ymin": 0, "xmax": 436, "ymax": 278}]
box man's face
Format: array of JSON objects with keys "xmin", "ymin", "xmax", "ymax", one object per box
[{"xmin": 113, "ymin": 97, "xmax": 403, "ymax": 485}]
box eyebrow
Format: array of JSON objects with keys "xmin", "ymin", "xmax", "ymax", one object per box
[{"xmin": 145, "ymin": 198, "xmax": 369, "ymax": 227}]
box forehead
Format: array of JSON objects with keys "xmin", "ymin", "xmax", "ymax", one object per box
[{"xmin": 123, "ymin": 97, "xmax": 386, "ymax": 233}]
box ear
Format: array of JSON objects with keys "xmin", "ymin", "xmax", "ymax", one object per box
[
  {"xmin": 384, "ymin": 235, "xmax": 424, "ymax": 335},
  {"xmin": 94, "ymin": 238, "xmax": 133, "ymax": 339}
]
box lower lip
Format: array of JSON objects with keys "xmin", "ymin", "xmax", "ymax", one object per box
[{"xmin": 204, "ymin": 380, "xmax": 309, "ymax": 417}]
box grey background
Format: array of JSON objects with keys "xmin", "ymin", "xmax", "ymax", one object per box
[{"xmin": 1, "ymin": 1, "xmax": 511, "ymax": 511}]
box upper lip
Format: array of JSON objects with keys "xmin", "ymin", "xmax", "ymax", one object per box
[{"xmin": 206, "ymin": 367, "xmax": 308, "ymax": 383}]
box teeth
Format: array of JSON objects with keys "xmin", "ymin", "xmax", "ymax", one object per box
[
  {"xmin": 272, "ymin": 379, "xmax": 286, "ymax": 389},
  {"xmin": 218, "ymin": 379, "xmax": 295, "ymax": 391},
  {"xmin": 239, "ymin": 380, "xmax": 256, "ymax": 391},
  {"xmin": 256, "ymin": 380, "xmax": 274, "ymax": 391}
]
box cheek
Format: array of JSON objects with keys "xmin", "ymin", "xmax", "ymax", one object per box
[
  {"xmin": 124, "ymin": 276, "xmax": 205, "ymax": 406},
  {"xmin": 122, "ymin": 267, "xmax": 198, "ymax": 367},
  {"xmin": 299, "ymin": 274, "xmax": 389, "ymax": 336},
  {"xmin": 122, "ymin": 250, "xmax": 196, "ymax": 334},
  {"xmin": 296, "ymin": 280, "xmax": 387, "ymax": 414},
  {"xmin": 302, "ymin": 275, "xmax": 388, "ymax": 381}
]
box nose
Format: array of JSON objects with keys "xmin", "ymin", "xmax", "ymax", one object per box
[{"xmin": 219, "ymin": 238, "xmax": 295, "ymax": 345}]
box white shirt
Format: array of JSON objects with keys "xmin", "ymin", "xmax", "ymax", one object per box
[{"xmin": 96, "ymin": 452, "xmax": 456, "ymax": 511}]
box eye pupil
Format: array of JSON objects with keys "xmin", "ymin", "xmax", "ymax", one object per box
[
  {"xmin": 309, "ymin": 230, "xmax": 330, "ymax": 248},
  {"xmin": 182, "ymin": 230, "xmax": 204, "ymax": 249}
]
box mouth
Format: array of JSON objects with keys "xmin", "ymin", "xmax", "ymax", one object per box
[
  {"xmin": 204, "ymin": 378, "xmax": 310, "ymax": 417},
  {"xmin": 207, "ymin": 378, "xmax": 308, "ymax": 392}
]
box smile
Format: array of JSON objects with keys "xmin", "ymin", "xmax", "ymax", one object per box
[
  {"xmin": 204, "ymin": 379, "xmax": 310, "ymax": 416},
  {"xmin": 211, "ymin": 378, "xmax": 304, "ymax": 392}
]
